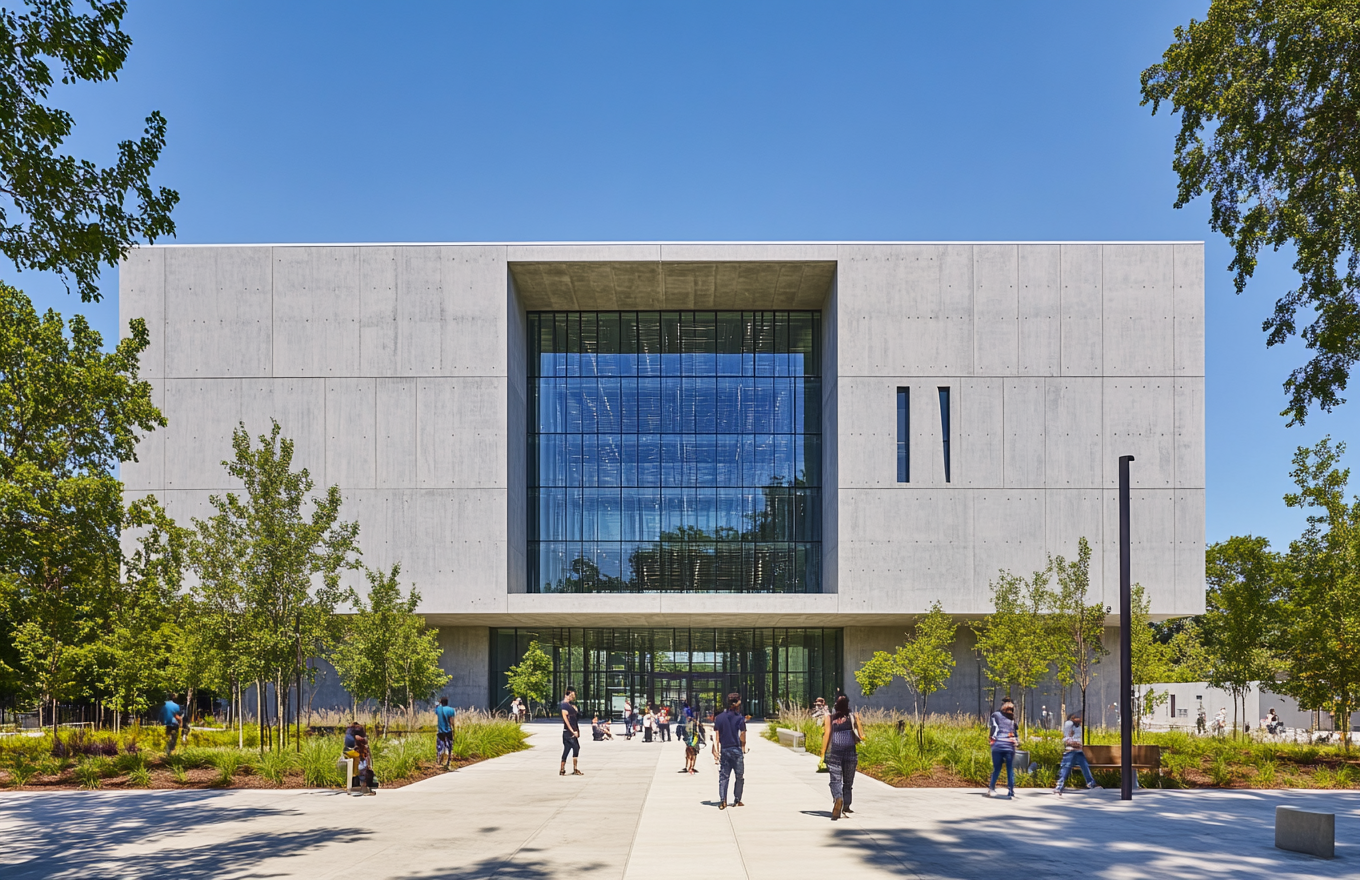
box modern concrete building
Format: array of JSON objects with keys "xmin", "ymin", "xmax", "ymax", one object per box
[{"xmin": 120, "ymin": 242, "xmax": 1205, "ymax": 719}]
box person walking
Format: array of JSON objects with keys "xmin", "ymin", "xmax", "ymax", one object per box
[
  {"xmin": 643, "ymin": 706, "xmax": 655, "ymax": 742},
  {"xmin": 683, "ymin": 713, "xmax": 704, "ymax": 775},
  {"xmin": 161, "ymin": 696, "xmax": 184, "ymax": 756},
  {"xmin": 1053, "ymin": 712, "xmax": 1100, "ymax": 795},
  {"xmin": 987, "ymin": 698, "xmax": 1018, "ymax": 798},
  {"xmin": 624, "ymin": 699, "xmax": 635, "ymax": 740},
  {"xmin": 559, "ymin": 687, "xmax": 583, "ymax": 776},
  {"xmin": 713, "ymin": 692, "xmax": 747, "ymax": 809},
  {"xmin": 435, "ymin": 697, "xmax": 457, "ymax": 770},
  {"xmin": 675, "ymin": 701, "xmax": 689, "ymax": 746},
  {"xmin": 819, "ymin": 695, "xmax": 865, "ymax": 820},
  {"xmin": 659, "ymin": 706, "xmax": 671, "ymax": 742}
]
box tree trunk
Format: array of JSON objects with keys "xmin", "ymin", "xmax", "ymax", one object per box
[{"xmin": 256, "ymin": 678, "xmax": 265, "ymax": 756}]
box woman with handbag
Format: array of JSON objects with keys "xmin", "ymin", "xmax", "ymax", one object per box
[{"xmin": 819, "ymin": 695, "xmax": 865, "ymax": 820}]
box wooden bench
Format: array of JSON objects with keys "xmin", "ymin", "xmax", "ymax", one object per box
[{"xmin": 1081, "ymin": 744, "xmax": 1164, "ymax": 777}]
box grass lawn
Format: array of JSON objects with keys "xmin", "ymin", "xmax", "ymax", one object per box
[
  {"xmin": 0, "ymin": 713, "xmax": 527, "ymax": 791},
  {"xmin": 764, "ymin": 707, "xmax": 1360, "ymax": 789}
]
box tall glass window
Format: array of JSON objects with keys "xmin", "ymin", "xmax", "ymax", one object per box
[
  {"xmin": 896, "ymin": 387, "xmax": 909, "ymax": 483},
  {"xmin": 528, "ymin": 311, "xmax": 822, "ymax": 593}
]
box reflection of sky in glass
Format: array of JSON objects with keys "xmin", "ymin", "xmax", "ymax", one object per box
[{"xmin": 529, "ymin": 312, "xmax": 822, "ymax": 594}]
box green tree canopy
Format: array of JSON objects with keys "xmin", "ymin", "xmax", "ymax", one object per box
[
  {"xmin": 505, "ymin": 641, "xmax": 553, "ymax": 716},
  {"xmin": 0, "ymin": 283, "xmax": 162, "ymax": 724},
  {"xmin": 974, "ymin": 564, "xmax": 1056, "ymax": 736},
  {"xmin": 1142, "ymin": 1, "xmax": 1360, "ymax": 424},
  {"xmin": 1049, "ymin": 537, "xmax": 1108, "ymax": 731},
  {"xmin": 0, "ymin": 1, "xmax": 177, "ymax": 301},
  {"xmin": 1277, "ymin": 437, "xmax": 1360, "ymax": 748},
  {"xmin": 1203, "ymin": 535, "xmax": 1280, "ymax": 736}
]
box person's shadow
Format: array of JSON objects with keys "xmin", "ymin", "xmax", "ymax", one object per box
[{"xmin": 799, "ymin": 810, "xmax": 833, "ymax": 818}]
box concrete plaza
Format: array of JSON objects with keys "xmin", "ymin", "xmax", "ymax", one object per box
[{"xmin": 1, "ymin": 724, "xmax": 1355, "ymax": 879}]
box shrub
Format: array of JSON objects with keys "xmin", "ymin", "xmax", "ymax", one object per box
[
  {"xmin": 128, "ymin": 766, "xmax": 152, "ymax": 788},
  {"xmin": 73, "ymin": 759, "xmax": 108, "ymax": 789},
  {"xmin": 209, "ymin": 750, "xmax": 248, "ymax": 786},
  {"xmin": 300, "ymin": 738, "xmax": 343, "ymax": 788},
  {"xmin": 6, "ymin": 754, "xmax": 39, "ymax": 788},
  {"xmin": 258, "ymin": 749, "xmax": 298, "ymax": 784}
]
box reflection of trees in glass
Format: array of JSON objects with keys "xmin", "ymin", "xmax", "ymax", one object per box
[{"xmin": 546, "ymin": 475, "xmax": 817, "ymax": 593}]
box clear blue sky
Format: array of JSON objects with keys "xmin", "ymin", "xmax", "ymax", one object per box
[{"xmin": 10, "ymin": 1, "xmax": 1353, "ymax": 551}]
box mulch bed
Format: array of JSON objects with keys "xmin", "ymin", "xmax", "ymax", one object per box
[
  {"xmin": 0, "ymin": 756, "xmax": 488, "ymax": 793},
  {"xmin": 858, "ymin": 764, "xmax": 982, "ymax": 788}
]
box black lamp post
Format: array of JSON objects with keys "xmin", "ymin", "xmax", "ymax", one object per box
[{"xmin": 1119, "ymin": 454, "xmax": 1135, "ymax": 801}]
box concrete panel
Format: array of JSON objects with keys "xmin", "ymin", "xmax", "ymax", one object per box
[
  {"xmin": 1044, "ymin": 378, "xmax": 1102, "ymax": 487},
  {"xmin": 659, "ymin": 243, "xmax": 838, "ymax": 262},
  {"xmin": 960, "ymin": 379, "xmax": 1003, "ymax": 488},
  {"xmin": 837, "ymin": 245, "xmax": 972, "ymax": 376},
  {"xmin": 442, "ymin": 246, "xmax": 510, "ymax": 377},
  {"xmin": 376, "ymin": 378, "xmax": 417, "ymax": 488},
  {"xmin": 1176, "ymin": 489, "xmax": 1207, "ymax": 615},
  {"xmin": 911, "ymin": 378, "xmax": 956, "ymax": 487},
  {"xmin": 164, "ymin": 378, "xmax": 240, "ymax": 489},
  {"xmin": 1044, "ymin": 489, "xmax": 1106, "ymax": 595},
  {"xmin": 1060, "ymin": 245, "xmax": 1102, "ymax": 376},
  {"xmin": 506, "ymin": 244, "xmax": 660, "ymax": 263},
  {"xmin": 237, "ymin": 378, "xmax": 327, "ymax": 483},
  {"xmin": 164, "ymin": 247, "xmax": 272, "ymax": 378},
  {"xmin": 835, "ymin": 377, "xmax": 898, "ymax": 488},
  {"xmin": 1174, "ymin": 243, "xmax": 1206, "ymax": 377},
  {"xmin": 396, "ymin": 247, "xmax": 443, "ymax": 376},
  {"xmin": 1103, "ymin": 379, "xmax": 1174, "ymax": 489},
  {"xmin": 437, "ymin": 626, "xmax": 490, "ymax": 709},
  {"xmin": 416, "ymin": 378, "xmax": 507, "ymax": 489},
  {"xmin": 123, "ymin": 381, "xmax": 165, "ymax": 492},
  {"xmin": 1175, "ymin": 378, "xmax": 1205, "ymax": 489},
  {"xmin": 1017, "ymin": 244, "xmax": 1060, "ymax": 376},
  {"xmin": 271, "ymin": 247, "xmax": 362, "ymax": 377},
  {"xmin": 119, "ymin": 246, "xmax": 165, "ymax": 379},
  {"xmin": 326, "ymin": 378, "xmax": 376, "ymax": 489},
  {"xmin": 973, "ymin": 244, "xmax": 1018, "ymax": 376},
  {"xmin": 1003, "ymin": 379, "xmax": 1045, "ymax": 488},
  {"xmin": 1103, "ymin": 244, "xmax": 1174, "ymax": 376},
  {"xmin": 360, "ymin": 246, "xmax": 399, "ymax": 376},
  {"xmin": 839, "ymin": 489, "xmax": 973, "ymax": 613},
  {"xmin": 973, "ymin": 491, "xmax": 1046, "ymax": 610},
  {"xmin": 1102, "ymin": 489, "xmax": 1175, "ymax": 613}
]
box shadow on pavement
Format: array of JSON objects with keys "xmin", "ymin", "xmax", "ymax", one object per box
[
  {"xmin": 401, "ymin": 851, "xmax": 613, "ymax": 879},
  {"xmin": 0, "ymin": 791, "xmax": 370, "ymax": 880}
]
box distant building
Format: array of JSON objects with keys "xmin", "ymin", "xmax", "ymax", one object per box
[{"xmin": 121, "ymin": 241, "xmax": 1206, "ymax": 718}]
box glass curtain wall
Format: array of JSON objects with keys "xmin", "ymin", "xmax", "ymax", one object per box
[
  {"xmin": 528, "ymin": 311, "xmax": 822, "ymax": 593},
  {"xmin": 490, "ymin": 627, "xmax": 843, "ymax": 720}
]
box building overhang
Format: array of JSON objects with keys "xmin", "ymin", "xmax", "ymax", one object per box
[{"xmin": 508, "ymin": 260, "xmax": 835, "ymax": 311}]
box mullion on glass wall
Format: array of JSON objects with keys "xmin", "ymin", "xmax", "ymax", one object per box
[{"xmin": 529, "ymin": 311, "xmax": 822, "ymax": 594}]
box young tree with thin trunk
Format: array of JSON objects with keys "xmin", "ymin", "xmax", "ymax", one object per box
[
  {"xmin": 974, "ymin": 565, "xmax": 1056, "ymax": 738},
  {"xmin": 505, "ymin": 641, "xmax": 553, "ymax": 719},
  {"xmin": 1050, "ymin": 537, "xmax": 1108, "ymax": 740},
  {"xmin": 853, "ymin": 601, "xmax": 957, "ymax": 751}
]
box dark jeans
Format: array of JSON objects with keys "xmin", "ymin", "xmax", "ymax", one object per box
[
  {"xmin": 990, "ymin": 745, "xmax": 1015, "ymax": 792},
  {"xmin": 660, "ymin": 723, "xmax": 671, "ymax": 742},
  {"xmin": 1056, "ymin": 750, "xmax": 1095, "ymax": 791},
  {"xmin": 719, "ymin": 747, "xmax": 744, "ymax": 804},
  {"xmin": 561, "ymin": 730, "xmax": 580, "ymax": 761},
  {"xmin": 826, "ymin": 747, "xmax": 857, "ymax": 808}
]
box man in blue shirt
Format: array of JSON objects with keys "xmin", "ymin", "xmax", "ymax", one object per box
[
  {"xmin": 161, "ymin": 697, "xmax": 183, "ymax": 755},
  {"xmin": 712, "ymin": 692, "xmax": 747, "ymax": 809},
  {"xmin": 435, "ymin": 697, "xmax": 457, "ymax": 770}
]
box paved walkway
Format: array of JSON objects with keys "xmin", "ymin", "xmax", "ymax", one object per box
[{"xmin": 1, "ymin": 724, "xmax": 1358, "ymax": 878}]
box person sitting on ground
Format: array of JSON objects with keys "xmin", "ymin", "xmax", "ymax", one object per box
[
  {"xmin": 343, "ymin": 721, "xmax": 376, "ymax": 795},
  {"xmin": 1266, "ymin": 708, "xmax": 1282, "ymax": 735},
  {"xmin": 811, "ymin": 697, "xmax": 829, "ymax": 724},
  {"xmin": 591, "ymin": 713, "xmax": 613, "ymax": 741}
]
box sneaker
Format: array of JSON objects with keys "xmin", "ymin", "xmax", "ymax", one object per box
[
  {"xmin": 1007, "ymin": 790, "xmax": 1014, "ymax": 799},
  {"xmin": 984, "ymin": 788, "xmax": 994, "ymax": 798},
  {"xmin": 831, "ymin": 797, "xmax": 844, "ymax": 820},
  {"xmin": 718, "ymin": 802, "xmax": 726, "ymax": 810},
  {"xmin": 843, "ymin": 807, "xmax": 854, "ymax": 814},
  {"xmin": 1053, "ymin": 788, "xmax": 1063, "ymax": 796},
  {"xmin": 1087, "ymin": 782, "xmax": 1102, "ymax": 790},
  {"xmin": 733, "ymin": 801, "xmax": 744, "ymax": 807}
]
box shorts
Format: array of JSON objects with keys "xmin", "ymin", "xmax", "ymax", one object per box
[
  {"xmin": 685, "ymin": 746, "xmax": 699, "ymax": 758},
  {"xmin": 436, "ymin": 731, "xmax": 453, "ymax": 755},
  {"xmin": 561, "ymin": 730, "xmax": 580, "ymax": 761}
]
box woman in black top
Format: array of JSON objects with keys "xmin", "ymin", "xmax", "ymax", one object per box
[{"xmin": 819, "ymin": 695, "xmax": 866, "ymax": 820}]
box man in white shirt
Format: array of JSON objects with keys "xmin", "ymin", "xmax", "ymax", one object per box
[{"xmin": 1053, "ymin": 712, "xmax": 1100, "ymax": 795}]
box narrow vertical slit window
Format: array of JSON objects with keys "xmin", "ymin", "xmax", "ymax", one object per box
[
  {"xmin": 937, "ymin": 386, "xmax": 951, "ymax": 483},
  {"xmin": 896, "ymin": 387, "xmax": 909, "ymax": 483}
]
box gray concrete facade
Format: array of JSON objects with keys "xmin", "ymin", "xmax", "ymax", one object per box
[{"xmin": 121, "ymin": 241, "xmax": 1205, "ymax": 709}]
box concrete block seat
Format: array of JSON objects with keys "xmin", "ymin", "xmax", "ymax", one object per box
[
  {"xmin": 775, "ymin": 728, "xmax": 807, "ymax": 752},
  {"xmin": 1081, "ymin": 745, "xmax": 1164, "ymax": 776},
  {"xmin": 1276, "ymin": 805, "xmax": 1334, "ymax": 859}
]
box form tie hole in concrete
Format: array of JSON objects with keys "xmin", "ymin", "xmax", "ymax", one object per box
[{"xmin": 1275, "ymin": 805, "xmax": 1334, "ymax": 859}]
